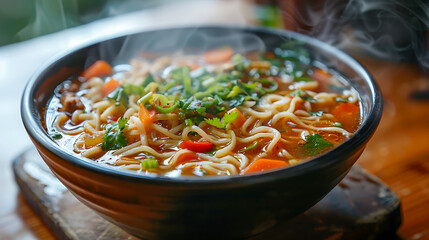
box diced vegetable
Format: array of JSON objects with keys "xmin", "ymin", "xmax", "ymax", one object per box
[
  {"xmin": 203, "ymin": 46, "xmax": 234, "ymax": 64},
  {"xmin": 176, "ymin": 152, "xmax": 199, "ymax": 165},
  {"xmin": 185, "ymin": 119, "xmax": 194, "ymax": 127},
  {"xmin": 249, "ymin": 61, "xmax": 271, "ymax": 70},
  {"xmin": 141, "ymin": 158, "xmax": 159, "ymax": 169},
  {"xmin": 332, "ymin": 103, "xmax": 360, "ymax": 129},
  {"xmin": 227, "ymin": 108, "xmax": 246, "ymax": 128},
  {"xmin": 302, "ymin": 134, "xmax": 333, "ymax": 156},
  {"xmin": 180, "ymin": 141, "xmax": 214, "ymax": 153},
  {"xmin": 107, "ymin": 87, "xmax": 128, "ymax": 107},
  {"xmin": 153, "ymin": 94, "xmax": 179, "ymax": 114},
  {"xmin": 243, "ymin": 159, "xmax": 288, "ymax": 174},
  {"xmin": 101, "ymin": 79, "xmax": 121, "ymax": 97},
  {"xmin": 139, "ymin": 104, "xmax": 157, "ymax": 131},
  {"xmin": 80, "ymin": 60, "xmax": 113, "ymax": 80},
  {"xmin": 107, "ymin": 115, "xmax": 119, "ymax": 123}
]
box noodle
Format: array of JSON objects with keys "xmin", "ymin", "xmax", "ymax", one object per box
[{"xmin": 46, "ymin": 44, "xmax": 361, "ymax": 177}]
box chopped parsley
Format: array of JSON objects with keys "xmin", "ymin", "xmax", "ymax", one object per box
[
  {"xmin": 302, "ymin": 134, "xmax": 333, "ymax": 156},
  {"xmin": 50, "ymin": 132, "xmax": 63, "ymax": 140},
  {"xmin": 101, "ymin": 118, "xmax": 128, "ymax": 151},
  {"xmin": 204, "ymin": 111, "xmax": 238, "ymax": 129},
  {"xmin": 288, "ymin": 89, "xmax": 316, "ymax": 102}
]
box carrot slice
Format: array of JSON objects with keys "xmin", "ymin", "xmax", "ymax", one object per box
[
  {"xmin": 313, "ymin": 68, "xmax": 332, "ymax": 83},
  {"xmin": 203, "ymin": 47, "xmax": 234, "ymax": 64},
  {"xmin": 100, "ymin": 79, "xmax": 120, "ymax": 97},
  {"xmin": 243, "ymin": 159, "xmax": 288, "ymax": 174},
  {"xmin": 228, "ymin": 108, "xmax": 246, "ymax": 128},
  {"xmin": 80, "ymin": 60, "xmax": 113, "ymax": 80},
  {"xmin": 139, "ymin": 104, "xmax": 157, "ymax": 132},
  {"xmin": 332, "ymin": 103, "xmax": 360, "ymax": 130},
  {"xmin": 176, "ymin": 152, "xmax": 199, "ymax": 165}
]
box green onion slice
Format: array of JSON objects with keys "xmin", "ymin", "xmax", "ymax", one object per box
[{"xmin": 238, "ymin": 141, "xmax": 259, "ymax": 153}]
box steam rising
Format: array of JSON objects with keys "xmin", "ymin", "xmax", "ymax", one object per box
[
  {"xmin": 16, "ymin": 0, "xmax": 428, "ymax": 70},
  {"xmin": 113, "ymin": 30, "xmax": 266, "ymax": 64},
  {"xmin": 280, "ymin": 0, "xmax": 428, "ymax": 69}
]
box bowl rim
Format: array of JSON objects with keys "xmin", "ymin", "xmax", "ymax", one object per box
[{"xmin": 21, "ymin": 25, "xmax": 383, "ymax": 185}]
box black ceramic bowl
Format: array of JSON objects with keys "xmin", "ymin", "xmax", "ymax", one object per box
[{"xmin": 21, "ymin": 26, "xmax": 382, "ymax": 239}]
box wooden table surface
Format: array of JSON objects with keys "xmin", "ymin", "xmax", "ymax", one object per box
[{"xmin": 0, "ymin": 1, "xmax": 428, "ymax": 239}]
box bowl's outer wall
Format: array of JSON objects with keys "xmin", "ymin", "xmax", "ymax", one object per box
[
  {"xmin": 33, "ymin": 138, "xmax": 365, "ymax": 239},
  {"xmin": 22, "ymin": 26, "xmax": 382, "ymax": 239}
]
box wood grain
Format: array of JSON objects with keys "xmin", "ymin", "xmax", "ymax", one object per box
[
  {"xmin": 356, "ymin": 56, "xmax": 429, "ymax": 239},
  {"xmin": 13, "ymin": 148, "xmax": 401, "ymax": 240}
]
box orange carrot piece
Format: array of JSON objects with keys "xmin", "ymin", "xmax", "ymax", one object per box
[
  {"xmin": 100, "ymin": 79, "xmax": 120, "ymax": 97},
  {"xmin": 228, "ymin": 108, "xmax": 246, "ymax": 128},
  {"xmin": 176, "ymin": 152, "xmax": 199, "ymax": 165},
  {"xmin": 139, "ymin": 104, "xmax": 157, "ymax": 132},
  {"xmin": 80, "ymin": 60, "xmax": 113, "ymax": 80},
  {"xmin": 313, "ymin": 68, "xmax": 332, "ymax": 84},
  {"xmin": 244, "ymin": 159, "xmax": 288, "ymax": 174},
  {"xmin": 332, "ymin": 103, "xmax": 360, "ymax": 129},
  {"xmin": 203, "ymin": 47, "xmax": 234, "ymax": 64}
]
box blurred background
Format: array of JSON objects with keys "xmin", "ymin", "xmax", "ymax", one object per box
[
  {"xmin": 0, "ymin": 0, "xmax": 427, "ymax": 68},
  {"xmin": 0, "ymin": 0, "xmax": 428, "ymax": 239}
]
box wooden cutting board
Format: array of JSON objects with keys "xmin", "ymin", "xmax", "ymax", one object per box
[{"xmin": 13, "ymin": 148, "xmax": 402, "ymax": 240}]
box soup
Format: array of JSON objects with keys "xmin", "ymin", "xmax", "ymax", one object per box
[{"xmin": 44, "ymin": 42, "xmax": 360, "ymax": 177}]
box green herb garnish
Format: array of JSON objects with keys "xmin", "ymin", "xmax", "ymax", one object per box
[
  {"xmin": 50, "ymin": 132, "xmax": 63, "ymax": 140},
  {"xmin": 238, "ymin": 141, "xmax": 259, "ymax": 153},
  {"xmin": 288, "ymin": 89, "xmax": 316, "ymax": 102},
  {"xmin": 101, "ymin": 118, "xmax": 128, "ymax": 151},
  {"xmin": 204, "ymin": 111, "xmax": 238, "ymax": 129},
  {"xmin": 302, "ymin": 134, "xmax": 333, "ymax": 156}
]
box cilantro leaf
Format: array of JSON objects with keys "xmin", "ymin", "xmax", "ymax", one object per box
[
  {"xmin": 302, "ymin": 134, "xmax": 333, "ymax": 156},
  {"xmin": 101, "ymin": 118, "xmax": 129, "ymax": 151},
  {"xmin": 229, "ymin": 94, "xmax": 246, "ymax": 108},
  {"xmin": 204, "ymin": 111, "xmax": 238, "ymax": 129},
  {"xmin": 288, "ymin": 89, "xmax": 316, "ymax": 102},
  {"xmin": 229, "ymin": 95, "xmax": 246, "ymax": 108}
]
